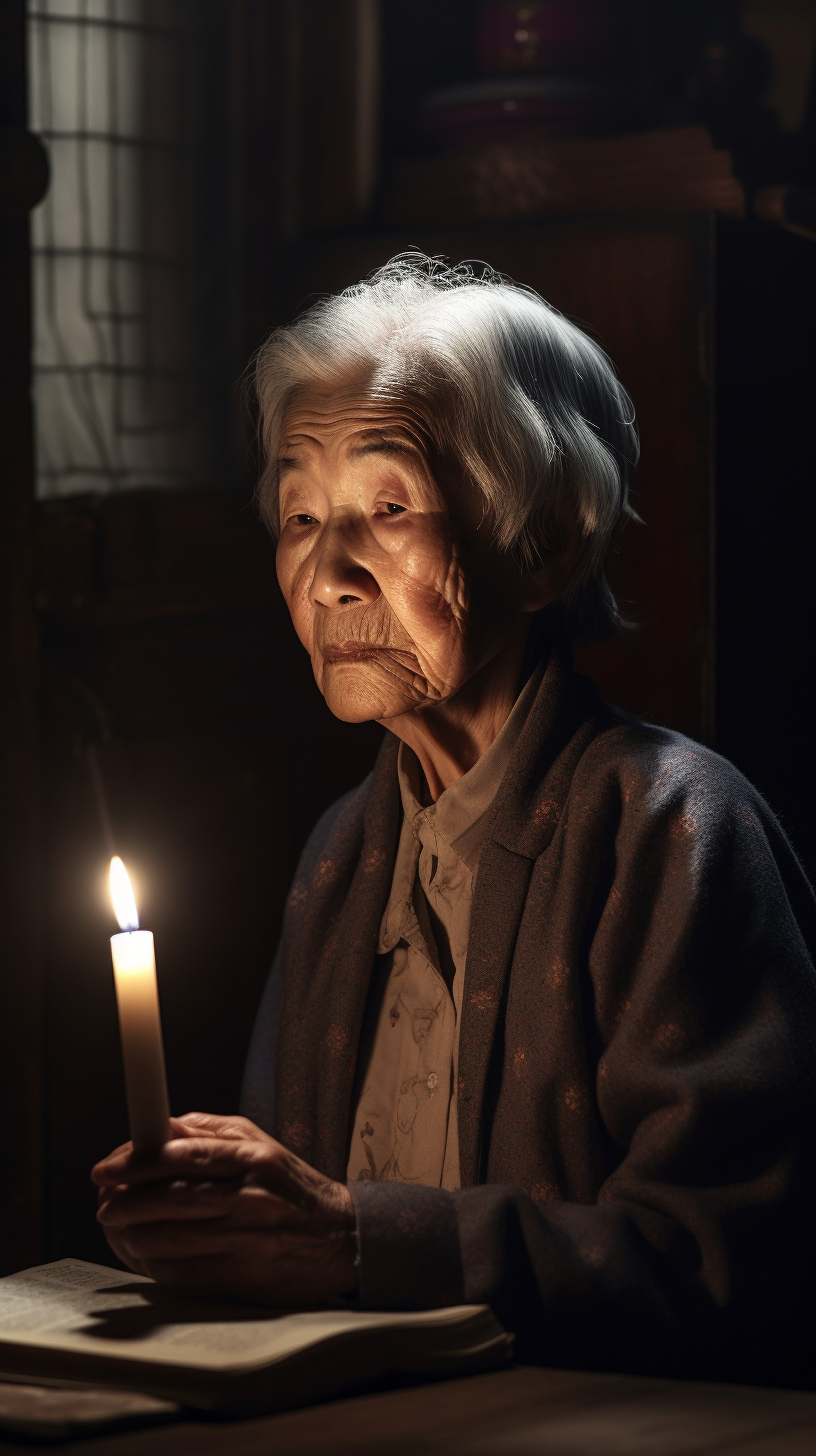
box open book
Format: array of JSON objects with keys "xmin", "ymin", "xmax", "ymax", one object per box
[{"xmin": 0, "ymin": 1260, "xmax": 511, "ymax": 1425}]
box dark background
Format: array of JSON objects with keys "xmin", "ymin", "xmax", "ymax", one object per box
[{"xmin": 1, "ymin": 0, "xmax": 814, "ymax": 1274}]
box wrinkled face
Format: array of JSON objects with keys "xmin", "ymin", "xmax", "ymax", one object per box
[{"xmin": 275, "ymin": 388, "xmax": 526, "ymax": 723}]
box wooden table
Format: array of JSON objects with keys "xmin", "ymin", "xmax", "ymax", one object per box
[{"xmin": 2, "ymin": 1365, "xmax": 816, "ymax": 1454}]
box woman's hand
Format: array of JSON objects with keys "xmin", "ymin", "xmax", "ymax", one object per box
[{"xmin": 91, "ymin": 1113, "xmax": 357, "ymax": 1306}]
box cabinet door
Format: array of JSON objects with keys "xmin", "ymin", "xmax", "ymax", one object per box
[{"xmin": 276, "ymin": 216, "xmax": 714, "ymax": 742}]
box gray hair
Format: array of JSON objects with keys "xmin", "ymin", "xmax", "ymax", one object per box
[{"xmin": 253, "ymin": 252, "xmax": 639, "ymax": 639}]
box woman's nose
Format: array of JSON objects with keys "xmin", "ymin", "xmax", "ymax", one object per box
[{"xmin": 310, "ymin": 525, "xmax": 381, "ymax": 609}]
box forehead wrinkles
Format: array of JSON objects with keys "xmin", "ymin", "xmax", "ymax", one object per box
[{"xmin": 280, "ymin": 386, "xmax": 431, "ymax": 451}]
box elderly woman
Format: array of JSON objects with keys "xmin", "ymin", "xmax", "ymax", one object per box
[{"xmin": 94, "ymin": 255, "xmax": 816, "ymax": 1385}]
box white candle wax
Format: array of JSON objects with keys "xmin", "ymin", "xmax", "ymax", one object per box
[{"xmin": 110, "ymin": 929, "xmax": 170, "ymax": 1150}]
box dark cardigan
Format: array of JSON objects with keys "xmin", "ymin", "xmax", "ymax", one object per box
[{"xmin": 242, "ymin": 642, "xmax": 816, "ymax": 1385}]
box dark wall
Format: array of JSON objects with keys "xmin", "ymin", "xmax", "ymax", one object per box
[
  {"xmin": 716, "ymin": 218, "xmax": 816, "ymax": 879},
  {"xmin": 0, "ymin": 0, "xmax": 44, "ymax": 1276}
]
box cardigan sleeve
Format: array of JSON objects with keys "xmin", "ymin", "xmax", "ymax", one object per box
[
  {"xmin": 240, "ymin": 780, "xmax": 369, "ymax": 1136},
  {"xmin": 350, "ymin": 752, "xmax": 816, "ymax": 1386},
  {"xmin": 240, "ymin": 942, "xmax": 285, "ymax": 1137}
]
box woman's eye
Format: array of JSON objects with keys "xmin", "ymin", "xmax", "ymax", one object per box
[
  {"xmin": 294, "ymin": 513, "xmax": 317, "ymax": 526},
  {"xmin": 380, "ymin": 502, "xmax": 406, "ymax": 515}
]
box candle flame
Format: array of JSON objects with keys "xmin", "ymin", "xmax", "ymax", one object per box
[{"xmin": 110, "ymin": 856, "xmax": 139, "ymax": 932}]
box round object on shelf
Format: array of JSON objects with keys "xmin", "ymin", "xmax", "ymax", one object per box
[{"xmin": 477, "ymin": 0, "xmax": 619, "ymax": 77}]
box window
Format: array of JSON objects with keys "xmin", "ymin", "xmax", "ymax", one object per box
[{"xmin": 28, "ymin": 0, "xmax": 240, "ymax": 498}]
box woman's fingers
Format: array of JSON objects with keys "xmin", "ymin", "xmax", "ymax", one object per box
[
  {"xmin": 98, "ymin": 1177, "xmax": 243, "ymax": 1226},
  {"xmin": 134, "ymin": 1254, "xmax": 237, "ymax": 1291},
  {"xmin": 130, "ymin": 1252, "xmax": 292, "ymax": 1297},
  {"xmin": 93, "ymin": 1136, "xmax": 276, "ymax": 1189},
  {"xmin": 92, "ymin": 1120, "xmax": 359, "ymax": 1305},
  {"xmin": 99, "ymin": 1210, "xmax": 358, "ymax": 1304},
  {"xmin": 97, "ymin": 1178, "xmax": 297, "ymax": 1229},
  {"xmin": 120, "ymin": 1219, "xmax": 319, "ymax": 1261},
  {"xmin": 99, "ymin": 1226, "xmax": 150, "ymax": 1279},
  {"xmin": 91, "ymin": 1116, "xmax": 271, "ymax": 1189},
  {"xmin": 119, "ymin": 1233, "xmax": 352, "ymax": 1304}
]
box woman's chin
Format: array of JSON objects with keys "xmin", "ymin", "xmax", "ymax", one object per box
[{"xmin": 319, "ymin": 661, "xmax": 421, "ymax": 724}]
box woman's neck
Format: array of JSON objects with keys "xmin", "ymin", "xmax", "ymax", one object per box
[{"xmin": 383, "ymin": 618, "xmax": 533, "ymax": 800}]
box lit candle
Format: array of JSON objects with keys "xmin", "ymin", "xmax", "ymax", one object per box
[{"xmin": 109, "ymin": 856, "xmax": 170, "ymax": 1150}]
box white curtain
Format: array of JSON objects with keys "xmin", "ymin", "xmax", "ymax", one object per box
[{"xmin": 28, "ymin": 0, "xmax": 212, "ymax": 497}]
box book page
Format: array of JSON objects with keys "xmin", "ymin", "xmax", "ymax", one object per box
[{"xmin": 0, "ymin": 1261, "xmax": 485, "ymax": 1373}]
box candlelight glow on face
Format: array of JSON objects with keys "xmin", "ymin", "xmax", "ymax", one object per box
[{"xmin": 110, "ymin": 856, "xmax": 139, "ymax": 932}]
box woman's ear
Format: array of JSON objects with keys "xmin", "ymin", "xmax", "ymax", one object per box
[{"xmin": 519, "ymin": 515, "xmax": 585, "ymax": 613}]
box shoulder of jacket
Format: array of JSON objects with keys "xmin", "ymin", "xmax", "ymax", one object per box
[{"xmin": 573, "ymin": 712, "xmax": 766, "ymax": 824}]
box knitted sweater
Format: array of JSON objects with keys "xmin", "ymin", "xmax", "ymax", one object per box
[{"xmin": 242, "ymin": 641, "xmax": 816, "ymax": 1384}]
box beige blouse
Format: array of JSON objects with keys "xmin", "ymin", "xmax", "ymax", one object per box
[{"xmin": 346, "ymin": 663, "xmax": 544, "ymax": 1191}]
